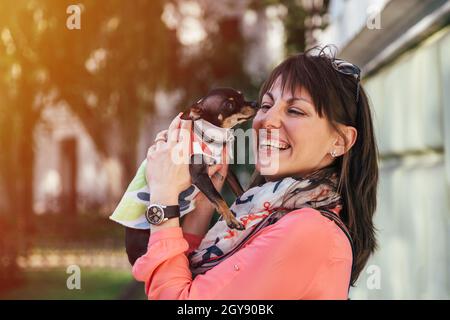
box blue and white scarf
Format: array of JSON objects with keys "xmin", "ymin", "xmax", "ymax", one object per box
[{"xmin": 188, "ymin": 165, "xmax": 342, "ymax": 276}]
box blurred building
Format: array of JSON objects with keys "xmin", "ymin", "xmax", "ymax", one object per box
[
  {"xmin": 316, "ymin": 0, "xmax": 450, "ymax": 299},
  {"xmin": 33, "ymin": 1, "xmax": 286, "ymax": 216},
  {"xmin": 33, "ymin": 102, "xmax": 118, "ymax": 215}
]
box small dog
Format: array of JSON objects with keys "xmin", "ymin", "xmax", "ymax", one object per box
[
  {"xmin": 180, "ymin": 87, "xmax": 258, "ymax": 230},
  {"xmin": 125, "ymin": 88, "xmax": 257, "ymax": 265},
  {"xmin": 180, "ymin": 87, "xmax": 257, "ymax": 128}
]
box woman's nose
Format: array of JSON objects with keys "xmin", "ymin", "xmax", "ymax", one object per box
[{"xmin": 261, "ymin": 104, "xmax": 282, "ymax": 129}]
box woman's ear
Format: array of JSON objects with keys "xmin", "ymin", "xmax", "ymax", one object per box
[{"xmin": 333, "ymin": 125, "xmax": 357, "ymax": 156}]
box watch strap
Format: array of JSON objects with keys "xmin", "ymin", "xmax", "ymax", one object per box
[{"xmin": 161, "ymin": 204, "xmax": 180, "ymax": 219}]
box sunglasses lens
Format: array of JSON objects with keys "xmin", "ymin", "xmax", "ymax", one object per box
[
  {"xmin": 334, "ymin": 61, "xmax": 360, "ymax": 78},
  {"xmin": 332, "ymin": 59, "xmax": 361, "ymax": 102}
]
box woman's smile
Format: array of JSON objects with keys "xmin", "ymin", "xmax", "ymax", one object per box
[{"xmin": 258, "ymin": 138, "xmax": 291, "ymax": 150}]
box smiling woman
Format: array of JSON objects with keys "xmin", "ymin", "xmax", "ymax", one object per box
[
  {"xmin": 251, "ymin": 45, "xmax": 378, "ymax": 286},
  {"xmin": 130, "ymin": 45, "xmax": 379, "ymax": 300}
]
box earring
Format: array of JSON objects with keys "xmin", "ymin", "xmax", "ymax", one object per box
[{"xmin": 330, "ymin": 150, "xmax": 337, "ymax": 158}]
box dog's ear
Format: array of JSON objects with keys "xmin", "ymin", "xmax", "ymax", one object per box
[
  {"xmin": 180, "ymin": 104, "xmax": 202, "ymax": 120},
  {"xmin": 189, "ymin": 104, "xmax": 202, "ymax": 120},
  {"xmin": 180, "ymin": 110, "xmax": 191, "ymax": 120}
]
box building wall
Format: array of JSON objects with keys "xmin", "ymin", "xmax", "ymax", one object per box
[
  {"xmin": 319, "ymin": 0, "xmax": 389, "ymax": 49},
  {"xmin": 317, "ymin": 0, "xmax": 450, "ymax": 299},
  {"xmin": 350, "ymin": 27, "xmax": 450, "ymax": 299}
]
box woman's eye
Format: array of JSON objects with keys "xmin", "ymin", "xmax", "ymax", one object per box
[{"xmin": 288, "ymin": 108, "xmax": 305, "ymax": 116}]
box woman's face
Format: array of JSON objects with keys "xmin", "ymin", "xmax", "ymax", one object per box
[{"xmin": 252, "ymin": 76, "xmax": 339, "ymax": 180}]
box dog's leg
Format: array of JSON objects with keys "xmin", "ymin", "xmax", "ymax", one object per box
[
  {"xmin": 225, "ymin": 170, "xmax": 244, "ymax": 197},
  {"xmin": 190, "ymin": 154, "xmax": 245, "ymax": 230}
]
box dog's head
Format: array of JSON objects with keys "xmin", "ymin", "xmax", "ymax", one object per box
[{"xmin": 181, "ymin": 87, "xmax": 258, "ymax": 128}]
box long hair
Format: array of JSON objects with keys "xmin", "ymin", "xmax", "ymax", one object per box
[{"xmin": 252, "ymin": 45, "xmax": 379, "ymax": 286}]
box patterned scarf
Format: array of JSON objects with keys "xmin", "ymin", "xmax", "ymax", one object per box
[{"xmin": 188, "ymin": 164, "xmax": 343, "ymax": 277}]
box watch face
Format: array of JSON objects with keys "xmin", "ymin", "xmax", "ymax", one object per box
[{"xmin": 146, "ymin": 205, "xmax": 164, "ymax": 225}]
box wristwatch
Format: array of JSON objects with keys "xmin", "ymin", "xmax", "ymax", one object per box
[{"xmin": 145, "ymin": 204, "xmax": 180, "ymax": 225}]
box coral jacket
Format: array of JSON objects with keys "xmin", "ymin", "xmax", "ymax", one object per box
[{"xmin": 132, "ymin": 207, "xmax": 352, "ymax": 300}]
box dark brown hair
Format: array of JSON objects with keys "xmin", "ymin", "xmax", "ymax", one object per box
[{"xmin": 254, "ymin": 45, "xmax": 379, "ymax": 286}]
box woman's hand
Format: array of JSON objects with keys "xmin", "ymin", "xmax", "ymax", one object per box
[
  {"xmin": 146, "ymin": 113, "xmax": 192, "ymax": 205},
  {"xmin": 146, "ymin": 114, "xmax": 231, "ymax": 234}
]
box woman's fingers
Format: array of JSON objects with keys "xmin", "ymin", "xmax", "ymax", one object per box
[
  {"xmin": 178, "ymin": 118, "xmax": 192, "ymax": 145},
  {"xmin": 207, "ymin": 164, "xmax": 222, "ymax": 177},
  {"xmin": 155, "ymin": 140, "xmax": 164, "ymax": 150},
  {"xmin": 171, "ymin": 118, "xmax": 192, "ymax": 164},
  {"xmin": 147, "ymin": 144, "xmax": 157, "ymax": 158},
  {"xmin": 220, "ymin": 165, "xmax": 229, "ymax": 181},
  {"xmin": 168, "ymin": 117, "xmax": 191, "ymax": 145},
  {"xmin": 211, "ymin": 164, "xmax": 229, "ymax": 180},
  {"xmin": 209, "ymin": 164, "xmax": 228, "ymax": 191},
  {"xmin": 151, "ymin": 130, "xmax": 167, "ymax": 151},
  {"xmin": 169, "ymin": 113, "xmax": 183, "ymax": 130},
  {"xmin": 167, "ymin": 113, "xmax": 183, "ymax": 145},
  {"xmin": 154, "ymin": 129, "xmax": 168, "ymax": 142}
]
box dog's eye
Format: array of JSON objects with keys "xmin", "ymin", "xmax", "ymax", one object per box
[{"xmin": 226, "ymin": 101, "xmax": 234, "ymax": 109}]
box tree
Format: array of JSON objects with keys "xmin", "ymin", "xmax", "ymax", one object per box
[
  {"xmin": 0, "ymin": 0, "xmax": 174, "ymax": 287},
  {"xmin": 0, "ymin": 0, "xmax": 328, "ymax": 289}
]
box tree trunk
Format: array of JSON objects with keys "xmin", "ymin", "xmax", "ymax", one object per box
[
  {"xmin": 0, "ymin": 108, "xmax": 36, "ymax": 289},
  {"xmin": 118, "ymin": 117, "xmax": 140, "ymax": 195},
  {"xmin": 15, "ymin": 109, "xmax": 37, "ymax": 253},
  {"xmin": 60, "ymin": 138, "xmax": 78, "ymax": 217}
]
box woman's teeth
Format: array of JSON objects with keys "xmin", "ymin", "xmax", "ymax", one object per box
[{"xmin": 259, "ymin": 140, "xmax": 290, "ymax": 150}]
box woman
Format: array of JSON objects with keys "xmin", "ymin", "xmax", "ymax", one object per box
[{"xmin": 131, "ymin": 47, "xmax": 379, "ymax": 299}]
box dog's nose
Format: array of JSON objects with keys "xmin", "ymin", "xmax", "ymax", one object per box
[{"xmin": 249, "ymin": 101, "xmax": 259, "ymax": 109}]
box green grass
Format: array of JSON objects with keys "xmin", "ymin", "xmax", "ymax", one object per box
[{"xmin": 0, "ymin": 268, "xmax": 147, "ymax": 300}]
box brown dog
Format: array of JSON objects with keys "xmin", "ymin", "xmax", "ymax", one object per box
[{"xmin": 181, "ymin": 87, "xmax": 258, "ymax": 230}]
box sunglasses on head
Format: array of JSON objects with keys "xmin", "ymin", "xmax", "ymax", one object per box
[{"xmin": 331, "ymin": 58, "xmax": 361, "ymax": 103}]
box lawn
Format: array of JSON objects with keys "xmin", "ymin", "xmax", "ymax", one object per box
[
  {"xmin": 0, "ymin": 268, "xmax": 146, "ymax": 300},
  {"xmin": 0, "ymin": 212, "xmax": 150, "ymax": 300}
]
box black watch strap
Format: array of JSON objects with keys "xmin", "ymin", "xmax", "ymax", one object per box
[{"xmin": 162, "ymin": 205, "xmax": 180, "ymax": 219}]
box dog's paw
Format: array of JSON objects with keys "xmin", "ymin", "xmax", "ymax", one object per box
[{"xmin": 226, "ymin": 217, "xmax": 245, "ymax": 231}]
